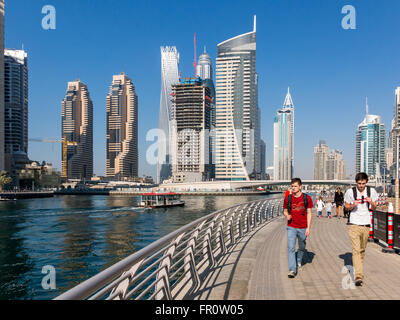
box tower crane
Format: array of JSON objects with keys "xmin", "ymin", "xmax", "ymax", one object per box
[{"xmin": 29, "ymin": 136, "xmax": 78, "ymax": 179}]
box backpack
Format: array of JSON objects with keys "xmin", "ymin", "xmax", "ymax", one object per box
[
  {"xmin": 348, "ymin": 186, "xmax": 371, "ymax": 223},
  {"xmin": 287, "ymin": 193, "xmax": 308, "ymax": 215}
]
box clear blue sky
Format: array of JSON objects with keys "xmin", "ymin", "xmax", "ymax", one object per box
[{"xmin": 5, "ymin": 0, "xmax": 400, "ymax": 179}]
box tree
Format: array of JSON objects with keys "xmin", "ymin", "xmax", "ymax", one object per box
[{"xmin": 0, "ymin": 171, "xmax": 12, "ymax": 192}]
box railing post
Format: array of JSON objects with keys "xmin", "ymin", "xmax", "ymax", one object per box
[
  {"xmin": 368, "ymin": 206, "xmax": 374, "ymax": 242},
  {"xmin": 383, "ymin": 202, "xmax": 395, "ymax": 253}
]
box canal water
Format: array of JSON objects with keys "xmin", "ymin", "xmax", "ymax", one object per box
[{"xmin": 0, "ymin": 193, "xmax": 279, "ymax": 300}]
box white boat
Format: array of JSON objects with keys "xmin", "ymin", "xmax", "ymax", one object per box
[{"xmin": 139, "ymin": 192, "xmax": 185, "ymax": 208}]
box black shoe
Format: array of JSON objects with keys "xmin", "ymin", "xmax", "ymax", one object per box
[
  {"xmin": 288, "ymin": 270, "xmax": 296, "ymax": 278},
  {"xmin": 355, "ymin": 277, "xmax": 363, "ymax": 286}
]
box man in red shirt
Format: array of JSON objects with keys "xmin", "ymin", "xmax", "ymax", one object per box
[{"xmin": 283, "ymin": 178, "xmax": 313, "ymax": 278}]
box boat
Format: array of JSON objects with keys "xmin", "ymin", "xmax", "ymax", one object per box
[
  {"xmin": 0, "ymin": 197, "xmax": 17, "ymax": 201},
  {"xmin": 139, "ymin": 192, "xmax": 185, "ymax": 208}
]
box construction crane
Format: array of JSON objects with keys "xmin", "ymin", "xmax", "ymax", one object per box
[{"xmin": 29, "ymin": 136, "xmax": 78, "ymax": 179}]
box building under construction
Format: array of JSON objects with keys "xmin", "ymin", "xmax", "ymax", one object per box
[{"xmin": 171, "ymin": 77, "xmax": 213, "ymax": 182}]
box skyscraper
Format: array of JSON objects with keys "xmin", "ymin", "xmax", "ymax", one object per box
[
  {"xmin": 392, "ymin": 88, "xmax": 400, "ymax": 178},
  {"xmin": 215, "ymin": 16, "xmax": 259, "ymax": 181},
  {"xmin": 260, "ymin": 139, "xmax": 266, "ymax": 180},
  {"xmin": 106, "ymin": 73, "xmax": 138, "ymax": 179},
  {"xmin": 171, "ymin": 78, "xmax": 212, "ymax": 182},
  {"xmin": 4, "ymin": 49, "xmax": 29, "ymax": 184},
  {"xmin": 158, "ymin": 46, "xmax": 180, "ymax": 183},
  {"xmin": 61, "ymin": 80, "xmax": 93, "ymax": 180},
  {"xmin": 0, "ymin": 0, "xmax": 5, "ymax": 171},
  {"xmin": 196, "ymin": 48, "xmax": 216, "ymax": 179},
  {"xmin": 356, "ymin": 99, "xmax": 385, "ymax": 177},
  {"xmin": 326, "ymin": 149, "xmax": 346, "ymax": 180},
  {"xmin": 314, "ymin": 140, "xmax": 329, "ymax": 180},
  {"xmin": 273, "ymin": 88, "xmax": 294, "ymax": 181}
]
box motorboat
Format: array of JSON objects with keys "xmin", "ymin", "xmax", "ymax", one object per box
[{"xmin": 139, "ymin": 192, "xmax": 185, "ymax": 208}]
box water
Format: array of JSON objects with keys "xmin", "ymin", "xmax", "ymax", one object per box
[{"xmin": 0, "ymin": 194, "xmax": 277, "ymax": 300}]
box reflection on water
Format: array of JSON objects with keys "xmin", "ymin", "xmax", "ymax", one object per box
[{"xmin": 0, "ymin": 193, "xmax": 277, "ymax": 299}]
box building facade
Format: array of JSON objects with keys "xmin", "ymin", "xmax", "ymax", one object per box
[
  {"xmin": 215, "ymin": 17, "xmax": 259, "ymax": 181},
  {"xmin": 4, "ymin": 49, "xmax": 29, "ymax": 185},
  {"xmin": 106, "ymin": 73, "xmax": 138, "ymax": 179},
  {"xmin": 0, "ymin": 0, "xmax": 5, "ymax": 171},
  {"xmin": 326, "ymin": 149, "xmax": 346, "ymax": 180},
  {"xmin": 158, "ymin": 46, "xmax": 180, "ymax": 183},
  {"xmin": 391, "ymin": 88, "xmax": 400, "ymax": 178},
  {"xmin": 273, "ymin": 88, "xmax": 294, "ymax": 181},
  {"xmin": 356, "ymin": 112, "xmax": 386, "ymax": 178},
  {"xmin": 61, "ymin": 80, "xmax": 93, "ymax": 180},
  {"xmin": 171, "ymin": 78, "xmax": 212, "ymax": 182},
  {"xmin": 313, "ymin": 140, "xmax": 329, "ymax": 180}
]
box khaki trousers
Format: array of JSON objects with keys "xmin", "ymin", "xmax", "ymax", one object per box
[{"xmin": 348, "ymin": 225, "xmax": 370, "ymax": 279}]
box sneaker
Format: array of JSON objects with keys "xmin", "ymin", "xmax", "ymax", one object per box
[
  {"xmin": 297, "ymin": 262, "xmax": 302, "ymax": 270},
  {"xmin": 355, "ymin": 277, "xmax": 363, "ymax": 286},
  {"xmin": 288, "ymin": 270, "xmax": 296, "ymax": 278}
]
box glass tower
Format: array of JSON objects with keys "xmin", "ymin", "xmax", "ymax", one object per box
[
  {"xmin": 158, "ymin": 46, "xmax": 180, "ymax": 183},
  {"xmin": 215, "ymin": 16, "xmax": 259, "ymax": 181},
  {"xmin": 356, "ymin": 102, "xmax": 386, "ymax": 177},
  {"xmin": 273, "ymin": 88, "xmax": 294, "ymax": 180}
]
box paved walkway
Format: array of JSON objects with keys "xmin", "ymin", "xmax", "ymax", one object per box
[{"xmin": 193, "ymin": 210, "xmax": 400, "ymax": 300}]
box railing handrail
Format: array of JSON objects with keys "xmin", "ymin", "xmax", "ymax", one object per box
[{"xmin": 55, "ymin": 196, "xmax": 283, "ymax": 300}]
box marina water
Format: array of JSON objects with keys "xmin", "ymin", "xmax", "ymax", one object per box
[{"xmin": 0, "ymin": 194, "xmax": 277, "ymax": 299}]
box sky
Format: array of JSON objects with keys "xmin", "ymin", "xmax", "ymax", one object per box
[{"xmin": 5, "ymin": 0, "xmax": 400, "ymax": 179}]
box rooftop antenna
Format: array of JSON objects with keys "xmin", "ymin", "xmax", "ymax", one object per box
[
  {"xmin": 366, "ymin": 97, "xmax": 369, "ymax": 115},
  {"xmin": 193, "ymin": 33, "xmax": 197, "ymax": 77},
  {"xmin": 253, "ymin": 15, "xmax": 256, "ymax": 32}
]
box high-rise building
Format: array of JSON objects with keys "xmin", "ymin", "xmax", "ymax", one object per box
[
  {"xmin": 273, "ymin": 88, "xmax": 294, "ymax": 181},
  {"xmin": 4, "ymin": 49, "xmax": 29, "ymax": 184},
  {"xmin": 196, "ymin": 48, "xmax": 216, "ymax": 179},
  {"xmin": 326, "ymin": 149, "xmax": 346, "ymax": 180},
  {"xmin": 171, "ymin": 78, "xmax": 212, "ymax": 182},
  {"xmin": 392, "ymin": 88, "xmax": 400, "ymax": 178},
  {"xmin": 260, "ymin": 139, "xmax": 266, "ymax": 180},
  {"xmin": 61, "ymin": 80, "xmax": 93, "ymax": 180},
  {"xmin": 356, "ymin": 100, "xmax": 385, "ymax": 177},
  {"xmin": 0, "ymin": 0, "xmax": 5, "ymax": 171},
  {"xmin": 314, "ymin": 140, "xmax": 329, "ymax": 180},
  {"xmin": 215, "ymin": 16, "xmax": 259, "ymax": 181},
  {"xmin": 196, "ymin": 47, "xmax": 212, "ymax": 80},
  {"xmin": 106, "ymin": 73, "xmax": 138, "ymax": 179},
  {"xmin": 158, "ymin": 46, "xmax": 180, "ymax": 183}
]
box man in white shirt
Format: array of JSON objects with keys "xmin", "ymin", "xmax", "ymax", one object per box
[{"xmin": 344, "ymin": 172, "xmax": 378, "ymax": 286}]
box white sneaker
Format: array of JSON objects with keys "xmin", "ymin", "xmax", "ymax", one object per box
[{"xmin": 288, "ymin": 270, "xmax": 296, "ymax": 278}]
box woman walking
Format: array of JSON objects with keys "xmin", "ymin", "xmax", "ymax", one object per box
[{"xmin": 334, "ymin": 187, "xmax": 344, "ymax": 219}]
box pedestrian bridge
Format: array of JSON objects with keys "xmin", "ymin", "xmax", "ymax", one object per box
[
  {"xmin": 159, "ymin": 179, "xmax": 378, "ymax": 192},
  {"xmin": 55, "ymin": 197, "xmax": 400, "ymax": 300}
]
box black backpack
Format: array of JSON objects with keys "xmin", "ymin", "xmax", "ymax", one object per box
[
  {"xmin": 348, "ymin": 186, "xmax": 371, "ymax": 223},
  {"xmin": 287, "ymin": 193, "xmax": 308, "ymax": 215}
]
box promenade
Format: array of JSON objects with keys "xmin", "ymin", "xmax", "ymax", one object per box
[{"xmin": 193, "ymin": 208, "xmax": 400, "ymax": 300}]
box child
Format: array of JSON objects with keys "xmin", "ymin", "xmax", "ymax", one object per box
[
  {"xmin": 316, "ymin": 196, "xmax": 325, "ymax": 218},
  {"xmin": 326, "ymin": 200, "xmax": 333, "ymax": 219}
]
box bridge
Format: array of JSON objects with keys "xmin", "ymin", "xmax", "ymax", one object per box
[
  {"xmin": 55, "ymin": 195, "xmax": 400, "ymax": 300},
  {"xmin": 159, "ymin": 180, "xmax": 380, "ymax": 191}
]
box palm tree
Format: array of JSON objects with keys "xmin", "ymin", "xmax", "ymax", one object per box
[{"xmin": 0, "ymin": 171, "xmax": 12, "ymax": 192}]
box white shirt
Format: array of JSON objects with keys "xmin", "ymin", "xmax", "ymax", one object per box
[
  {"xmin": 344, "ymin": 187, "xmax": 378, "ymax": 225},
  {"xmin": 316, "ymin": 200, "xmax": 325, "ymax": 211},
  {"xmin": 326, "ymin": 202, "xmax": 332, "ymax": 211}
]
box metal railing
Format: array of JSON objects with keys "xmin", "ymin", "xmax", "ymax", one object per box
[{"xmin": 55, "ymin": 197, "xmax": 284, "ymax": 300}]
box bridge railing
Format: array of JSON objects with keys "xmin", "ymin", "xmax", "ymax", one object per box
[{"xmin": 54, "ymin": 197, "xmax": 284, "ymax": 300}]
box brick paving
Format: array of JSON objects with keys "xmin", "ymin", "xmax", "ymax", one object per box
[{"xmin": 194, "ymin": 209, "xmax": 400, "ymax": 300}]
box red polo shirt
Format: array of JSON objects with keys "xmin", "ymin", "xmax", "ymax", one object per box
[{"xmin": 283, "ymin": 193, "xmax": 313, "ymax": 229}]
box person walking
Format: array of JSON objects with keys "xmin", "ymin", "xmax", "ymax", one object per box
[
  {"xmin": 326, "ymin": 200, "xmax": 333, "ymax": 219},
  {"xmin": 316, "ymin": 196, "xmax": 325, "ymax": 218},
  {"xmin": 334, "ymin": 187, "xmax": 344, "ymax": 219},
  {"xmin": 344, "ymin": 172, "xmax": 378, "ymax": 286},
  {"xmin": 283, "ymin": 178, "xmax": 313, "ymax": 278}
]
